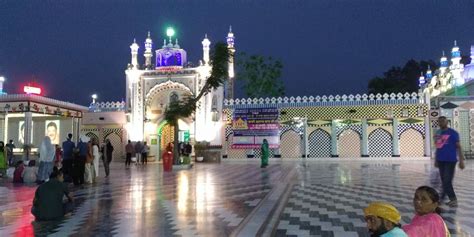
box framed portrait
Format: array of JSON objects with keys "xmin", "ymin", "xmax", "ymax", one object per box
[
  {"xmin": 18, "ymin": 121, "xmax": 33, "ymax": 145},
  {"xmin": 45, "ymin": 120, "xmax": 60, "ymax": 145}
]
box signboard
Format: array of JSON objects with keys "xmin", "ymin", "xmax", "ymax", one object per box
[
  {"xmin": 232, "ymin": 108, "xmax": 280, "ymax": 149},
  {"xmin": 24, "ymin": 86, "xmax": 41, "ymax": 95}
]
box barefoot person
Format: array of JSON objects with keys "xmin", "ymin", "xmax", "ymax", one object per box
[
  {"xmin": 403, "ymin": 186, "xmax": 450, "ymax": 237},
  {"xmin": 434, "ymin": 116, "xmax": 465, "ymax": 207},
  {"xmin": 31, "ymin": 168, "xmax": 74, "ymax": 221}
]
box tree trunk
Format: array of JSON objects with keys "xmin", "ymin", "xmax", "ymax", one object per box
[{"xmin": 173, "ymin": 121, "xmax": 180, "ymax": 165}]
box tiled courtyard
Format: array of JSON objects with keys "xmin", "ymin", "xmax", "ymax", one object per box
[{"xmin": 0, "ymin": 158, "xmax": 473, "ymax": 236}]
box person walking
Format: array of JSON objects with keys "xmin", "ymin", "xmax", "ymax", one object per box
[
  {"xmin": 92, "ymin": 138, "xmax": 100, "ymax": 180},
  {"xmin": 102, "ymin": 139, "xmax": 114, "ymax": 177},
  {"xmin": 434, "ymin": 116, "xmax": 465, "ymax": 207},
  {"xmin": 134, "ymin": 141, "xmax": 143, "ymax": 165},
  {"xmin": 73, "ymin": 136, "xmax": 88, "ymax": 186},
  {"xmin": 260, "ymin": 139, "xmax": 269, "ymax": 168},
  {"xmin": 125, "ymin": 140, "xmax": 134, "ymax": 168},
  {"xmin": 141, "ymin": 142, "xmax": 149, "ymax": 165},
  {"xmin": 0, "ymin": 142, "xmax": 7, "ymax": 178},
  {"xmin": 37, "ymin": 136, "xmax": 55, "ymax": 183},
  {"xmin": 84, "ymin": 139, "xmax": 95, "ymax": 184},
  {"xmin": 61, "ymin": 133, "xmax": 75, "ymax": 182}
]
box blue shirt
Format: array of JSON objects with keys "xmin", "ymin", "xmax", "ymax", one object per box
[
  {"xmin": 78, "ymin": 142, "xmax": 88, "ymax": 157},
  {"xmin": 381, "ymin": 227, "xmax": 408, "ymax": 237},
  {"xmin": 435, "ymin": 128, "xmax": 459, "ymax": 162},
  {"xmin": 62, "ymin": 139, "xmax": 75, "ymax": 160}
]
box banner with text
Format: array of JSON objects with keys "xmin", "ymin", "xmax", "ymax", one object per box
[{"xmin": 232, "ymin": 108, "xmax": 280, "ymax": 149}]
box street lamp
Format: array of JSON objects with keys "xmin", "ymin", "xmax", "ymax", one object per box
[
  {"xmin": 91, "ymin": 94, "xmax": 97, "ymax": 104},
  {"xmin": 0, "ymin": 76, "xmax": 5, "ymax": 94}
]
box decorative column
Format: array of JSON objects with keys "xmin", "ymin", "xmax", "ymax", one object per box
[
  {"xmin": 361, "ymin": 118, "xmax": 369, "ymax": 157},
  {"xmin": 331, "ymin": 120, "xmax": 338, "ymax": 157},
  {"xmin": 424, "ymin": 93, "xmax": 431, "ymax": 157},
  {"xmin": 392, "ymin": 118, "xmax": 400, "ymax": 157},
  {"xmin": 3, "ymin": 114, "xmax": 8, "ymax": 143},
  {"xmin": 24, "ymin": 112, "xmax": 33, "ymax": 145}
]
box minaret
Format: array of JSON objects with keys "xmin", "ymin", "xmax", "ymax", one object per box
[
  {"xmin": 440, "ymin": 51, "xmax": 448, "ymax": 73},
  {"xmin": 144, "ymin": 32, "xmax": 153, "ymax": 69},
  {"xmin": 202, "ymin": 34, "xmax": 211, "ymax": 65},
  {"xmin": 426, "ymin": 65, "xmax": 433, "ymax": 80},
  {"xmin": 450, "ymin": 40, "xmax": 464, "ymax": 86},
  {"xmin": 418, "ymin": 72, "xmax": 426, "ymax": 88},
  {"xmin": 226, "ymin": 26, "xmax": 236, "ymax": 99},
  {"xmin": 130, "ymin": 38, "xmax": 140, "ymax": 69}
]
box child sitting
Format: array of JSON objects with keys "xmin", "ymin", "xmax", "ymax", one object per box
[
  {"xmin": 402, "ymin": 186, "xmax": 450, "ymax": 237},
  {"xmin": 13, "ymin": 160, "xmax": 25, "ymax": 183},
  {"xmin": 22, "ymin": 160, "xmax": 38, "ymax": 184}
]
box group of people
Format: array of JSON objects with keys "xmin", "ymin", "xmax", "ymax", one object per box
[
  {"xmin": 64, "ymin": 134, "xmax": 114, "ymax": 186},
  {"xmin": 124, "ymin": 140, "xmax": 149, "ymax": 167},
  {"xmin": 364, "ymin": 186, "xmax": 450, "ymax": 237}
]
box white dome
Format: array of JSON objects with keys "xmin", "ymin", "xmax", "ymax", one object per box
[{"xmin": 463, "ymin": 64, "xmax": 474, "ymax": 82}]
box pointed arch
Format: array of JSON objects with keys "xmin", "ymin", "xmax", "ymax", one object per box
[
  {"xmin": 368, "ymin": 128, "xmax": 392, "ymax": 157},
  {"xmin": 308, "ymin": 129, "xmax": 331, "ymax": 158}
]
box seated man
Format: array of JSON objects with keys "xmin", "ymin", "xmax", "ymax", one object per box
[
  {"xmin": 364, "ymin": 202, "xmax": 407, "ymax": 237},
  {"xmin": 31, "ymin": 168, "xmax": 74, "ymax": 221}
]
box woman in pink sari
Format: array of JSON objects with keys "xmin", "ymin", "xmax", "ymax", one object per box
[{"xmin": 403, "ymin": 186, "xmax": 450, "ymax": 237}]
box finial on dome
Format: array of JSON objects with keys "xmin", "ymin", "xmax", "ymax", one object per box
[
  {"xmin": 229, "ymin": 25, "xmax": 232, "ymax": 33},
  {"xmin": 427, "ymin": 65, "xmax": 431, "ymax": 70},
  {"xmin": 454, "ymin": 40, "xmax": 457, "ymax": 47},
  {"xmin": 205, "ymin": 33, "xmax": 208, "ymax": 39},
  {"xmin": 174, "ymin": 38, "xmax": 180, "ymax": 48},
  {"xmin": 147, "ymin": 31, "xmax": 151, "ymax": 38},
  {"xmin": 163, "ymin": 39, "xmax": 166, "ymax": 47},
  {"xmin": 133, "ymin": 38, "xmax": 136, "ymax": 44},
  {"xmin": 442, "ymin": 50, "xmax": 445, "ymax": 57}
]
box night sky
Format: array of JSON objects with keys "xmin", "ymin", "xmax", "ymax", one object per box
[{"xmin": 0, "ymin": 0, "xmax": 473, "ymax": 106}]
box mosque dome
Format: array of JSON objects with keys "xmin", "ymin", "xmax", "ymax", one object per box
[
  {"xmin": 155, "ymin": 39, "xmax": 187, "ymax": 68},
  {"xmin": 462, "ymin": 46, "xmax": 474, "ymax": 82}
]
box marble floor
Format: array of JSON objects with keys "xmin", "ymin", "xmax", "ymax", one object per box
[{"xmin": 0, "ymin": 158, "xmax": 473, "ymax": 237}]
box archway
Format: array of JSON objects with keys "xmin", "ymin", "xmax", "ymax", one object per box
[
  {"xmin": 400, "ymin": 128, "xmax": 424, "ymax": 157},
  {"xmin": 338, "ymin": 129, "xmax": 361, "ymax": 158},
  {"xmin": 308, "ymin": 129, "xmax": 331, "ymax": 158},
  {"xmin": 280, "ymin": 130, "xmax": 301, "ymax": 158},
  {"xmin": 368, "ymin": 128, "xmax": 392, "ymax": 157}
]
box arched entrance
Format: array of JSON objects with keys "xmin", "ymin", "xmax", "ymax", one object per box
[{"xmin": 156, "ymin": 119, "xmax": 192, "ymax": 160}]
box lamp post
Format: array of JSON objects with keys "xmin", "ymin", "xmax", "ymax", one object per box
[
  {"xmin": 293, "ymin": 116, "xmax": 308, "ymax": 158},
  {"xmin": 92, "ymin": 94, "xmax": 97, "ymax": 104}
]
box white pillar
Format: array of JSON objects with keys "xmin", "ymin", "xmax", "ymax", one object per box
[
  {"xmin": 24, "ymin": 112, "xmax": 33, "ymax": 145},
  {"xmin": 392, "ymin": 118, "xmax": 400, "ymax": 157},
  {"xmin": 361, "ymin": 118, "xmax": 369, "ymax": 157},
  {"xmin": 331, "ymin": 120, "xmax": 338, "ymax": 157},
  {"xmin": 424, "ymin": 93, "xmax": 432, "ymax": 157},
  {"xmin": 3, "ymin": 114, "xmax": 8, "ymax": 143}
]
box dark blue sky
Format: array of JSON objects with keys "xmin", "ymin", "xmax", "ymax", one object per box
[{"xmin": 0, "ymin": 0, "xmax": 473, "ymax": 105}]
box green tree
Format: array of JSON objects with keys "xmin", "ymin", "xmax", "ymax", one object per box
[
  {"xmin": 164, "ymin": 42, "xmax": 230, "ymax": 164},
  {"xmin": 237, "ymin": 53, "xmax": 285, "ymax": 98},
  {"xmin": 368, "ymin": 59, "xmax": 438, "ymax": 94}
]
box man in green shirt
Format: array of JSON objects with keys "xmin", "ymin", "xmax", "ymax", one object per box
[{"xmin": 31, "ymin": 168, "xmax": 74, "ymax": 221}]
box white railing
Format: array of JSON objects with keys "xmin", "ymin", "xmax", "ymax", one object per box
[
  {"xmin": 89, "ymin": 101, "xmax": 126, "ymax": 112},
  {"xmin": 224, "ymin": 92, "xmax": 422, "ymax": 108}
]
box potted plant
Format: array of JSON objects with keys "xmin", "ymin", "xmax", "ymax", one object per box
[{"xmin": 194, "ymin": 141, "xmax": 209, "ymax": 162}]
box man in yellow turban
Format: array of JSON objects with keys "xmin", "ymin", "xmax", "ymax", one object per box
[{"xmin": 364, "ymin": 202, "xmax": 408, "ymax": 237}]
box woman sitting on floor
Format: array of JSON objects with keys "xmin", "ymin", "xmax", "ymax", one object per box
[{"xmin": 403, "ymin": 186, "xmax": 450, "ymax": 237}]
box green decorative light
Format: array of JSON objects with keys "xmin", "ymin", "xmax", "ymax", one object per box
[{"xmin": 166, "ymin": 27, "xmax": 175, "ymax": 38}]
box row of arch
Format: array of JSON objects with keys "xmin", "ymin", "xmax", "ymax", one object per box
[{"xmin": 226, "ymin": 127, "xmax": 424, "ymax": 158}]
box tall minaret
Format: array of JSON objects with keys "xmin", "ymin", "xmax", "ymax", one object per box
[
  {"xmin": 450, "ymin": 40, "xmax": 464, "ymax": 85},
  {"xmin": 144, "ymin": 31, "xmax": 153, "ymax": 69},
  {"xmin": 440, "ymin": 51, "xmax": 448, "ymax": 74},
  {"xmin": 130, "ymin": 38, "xmax": 140, "ymax": 69},
  {"xmin": 202, "ymin": 34, "xmax": 211, "ymax": 65},
  {"xmin": 226, "ymin": 26, "xmax": 236, "ymax": 99}
]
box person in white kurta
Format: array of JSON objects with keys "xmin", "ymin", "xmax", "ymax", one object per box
[{"xmin": 92, "ymin": 141, "xmax": 100, "ymax": 178}]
